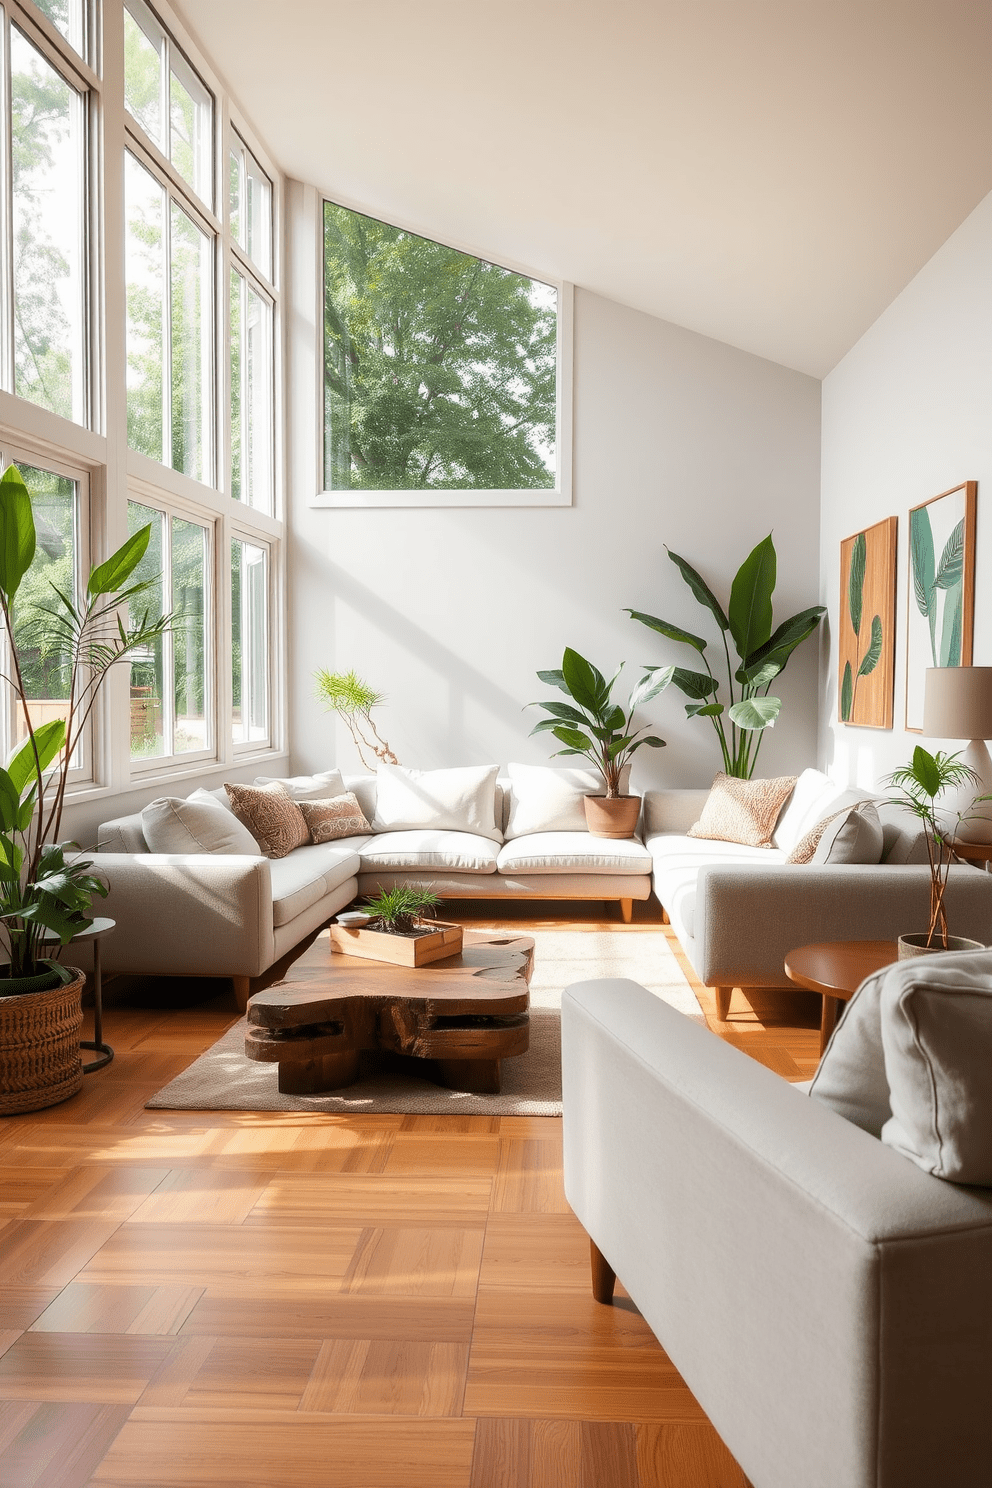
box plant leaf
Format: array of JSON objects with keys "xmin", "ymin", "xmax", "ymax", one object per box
[
  {"xmin": 628, "ymin": 666, "xmax": 675, "ymax": 706},
  {"xmin": 528, "ymin": 700, "xmax": 590, "ymax": 726},
  {"xmin": 934, "ymin": 520, "xmax": 964, "ymax": 591},
  {"xmin": 858, "ymin": 614, "xmax": 883, "ymax": 677},
  {"xmin": 686, "ymin": 702, "xmax": 724, "ymax": 718},
  {"xmin": 0, "ymin": 770, "xmax": 18, "ymax": 831},
  {"xmin": 6, "ymin": 719, "xmax": 66, "ymax": 796},
  {"xmin": 535, "ymin": 668, "xmax": 567, "ymax": 692},
  {"xmin": 912, "ymin": 745, "xmax": 941, "ymax": 798},
  {"xmin": 87, "ymin": 525, "xmax": 151, "ymax": 597},
  {"xmin": 840, "ymin": 660, "xmax": 853, "ymax": 721},
  {"xmin": 550, "ymin": 724, "xmax": 595, "ymax": 753},
  {"xmin": 736, "ymin": 660, "xmax": 782, "ymax": 687},
  {"xmin": 0, "ymin": 464, "xmax": 36, "ymax": 603},
  {"xmin": 939, "ymin": 585, "xmax": 962, "ymax": 667},
  {"xmin": 560, "ymin": 648, "xmax": 606, "ymax": 713},
  {"xmin": 848, "ymin": 531, "xmax": 866, "ymax": 638},
  {"xmin": 744, "ymin": 606, "xmax": 826, "ymax": 671},
  {"xmin": 728, "ymin": 696, "xmax": 782, "ymax": 730},
  {"xmin": 667, "ymin": 667, "xmax": 719, "ymax": 701},
  {"xmin": 728, "ymin": 534, "xmax": 776, "ymax": 662},
  {"xmin": 910, "ymin": 506, "xmax": 935, "ymax": 618},
  {"xmin": 624, "ymin": 610, "xmax": 707, "ymax": 652},
  {"xmin": 666, "ymin": 549, "xmax": 730, "ymax": 631}
]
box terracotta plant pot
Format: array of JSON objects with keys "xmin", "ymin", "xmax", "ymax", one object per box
[
  {"xmin": 583, "ymin": 794, "xmax": 641, "ymax": 840},
  {"xmin": 897, "ymin": 933, "xmax": 985, "ymax": 961},
  {"xmin": 0, "ymin": 966, "xmax": 85, "ymax": 1116}
]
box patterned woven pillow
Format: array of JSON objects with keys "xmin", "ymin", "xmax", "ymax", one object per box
[
  {"xmin": 224, "ymin": 781, "xmax": 309, "ymax": 858},
  {"xmin": 687, "ymin": 772, "xmax": 798, "ymax": 849},
  {"xmin": 298, "ymin": 792, "xmax": 372, "ymax": 843}
]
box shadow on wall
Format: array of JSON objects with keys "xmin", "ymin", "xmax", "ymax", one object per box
[{"xmin": 299, "ymin": 557, "xmax": 532, "ymax": 763}]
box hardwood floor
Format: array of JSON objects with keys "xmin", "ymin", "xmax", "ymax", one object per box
[{"xmin": 0, "ymin": 902, "xmax": 821, "ymax": 1486}]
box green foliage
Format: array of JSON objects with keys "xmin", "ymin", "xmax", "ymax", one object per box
[
  {"xmin": 322, "ymin": 202, "xmax": 556, "ymax": 491},
  {"xmin": 314, "ymin": 668, "xmax": 398, "ymax": 769},
  {"xmin": 362, "ymin": 884, "xmax": 440, "ymax": 936},
  {"xmin": 884, "ymin": 746, "xmax": 988, "ymax": 947},
  {"xmin": 529, "ymin": 648, "xmax": 666, "ymax": 798},
  {"xmin": 628, "ymin": 538, "xmax": 825, "ymax": 779},
  {"xmin": 0, "ymin": 464, "xmax": 176, "ymax": 980},
  {"xmin": 842, "ymin": 530, "xmax": 882, "ymax": 724},
  {"xmin": 911, "ymin": 508, "xmax": 965, "ymax": 668}
]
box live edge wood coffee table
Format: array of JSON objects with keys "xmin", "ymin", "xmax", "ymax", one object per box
[
  {"xmin": 245, "ymin": 928, "xmax": 533, "ymax": 1095},
  {"xmin": 784, "ymin": 940, "xmax": 898, "ymax": 1057}
]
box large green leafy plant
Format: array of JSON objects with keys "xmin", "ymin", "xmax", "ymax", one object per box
[
  {"xmin": 884, "ymin": 746, "xmax": 987, "ymax": 948},
  {"xmin": 529, "ymin": 648, "xmax": 666, "ymax": 797},
  {"xmin": 628, "ymin": 536, "xmax": 825, "ymax": 779},
  {"xmin": 0, "ymin": 465, "xmax": 172, "ymax": 983}
]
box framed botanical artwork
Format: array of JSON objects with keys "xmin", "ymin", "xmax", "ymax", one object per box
[
  {"xmin": 905, "ymin": 481, "xmax": 977, "ymax": 732},
  {"xmin": 838, "ymin": 516, "xmax": 897, "ymax": 728}
]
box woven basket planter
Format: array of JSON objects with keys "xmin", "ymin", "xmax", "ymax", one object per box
[{"xmin": 0, "ymin": 968, "xmax": 85, "ymax": 1116}]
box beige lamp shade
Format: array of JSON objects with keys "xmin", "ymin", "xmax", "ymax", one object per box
[{"xmin": 922, "ymin": 667, "xmax": 992, "ymax": 740}]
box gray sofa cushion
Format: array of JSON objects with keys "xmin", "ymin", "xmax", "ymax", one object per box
[{"xmin": 808, "ymin": 968, "xmax": 891, "ymax": 1136}]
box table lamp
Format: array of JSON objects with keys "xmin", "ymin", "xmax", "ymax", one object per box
[{"xmin": 922, "ymin": 666, "xmax": 992, "ymax": 843}]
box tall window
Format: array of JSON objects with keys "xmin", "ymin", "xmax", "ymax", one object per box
[
  {"xmin": 2, "ymin": 15, "xmax": 88, "ymax": 425},
  {"xmin": 123, "ymin": 0, "xmax": 213, "ymax": 208},
  {"xmin": 230, "ymin": 131, "xmax": 271, "ymax": 281},
  {"xmin": 0, "ymin": 452, "xmax": 89, "ymax": 779},
  {"xmin": 127, "ymin": 499, "xmax": 211, "ymax": 764},
  {"xmin": 322, "ymin": 201, "xmax": 558, "ymax": 494},
  {"xmin": 30, "ymin": 0, "xmax": 87, "ymax": 59},
  {"xmin": 229, "ymin": 132, "xmax": 274, "ymax": 513},
  {"xmin": 231, "ymin": 537, "xmax": 268, "ymax": 748}
]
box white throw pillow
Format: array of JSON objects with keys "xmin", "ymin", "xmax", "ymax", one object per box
[
  {"xmin": 808, "ymin": 968, "xmax": 892, "ymax": 1137},
  {"xmin": 188, "ymin": 785, "xmax": 234, "ymax": 812},
  {"xmin": 880, "ymin": 949, "xmax": 992, "ymax": 1185},
  {"xmin": 772, "ymin": 770, "xmax": 872, "ymax": 855},
  {"xmin": 371, "ymin": 763, "xmax": 501, "ymax": 841},
  {"xmin": 141, "ymin": 796, "xmax": 262, "ymax": 856},
  {"xmin": 504, "ymin": 762, "xmax": 624, "ymax": 839},
  {"xmin": 253, "ymin": 769, "xmax": 345, "ymax": 802}
]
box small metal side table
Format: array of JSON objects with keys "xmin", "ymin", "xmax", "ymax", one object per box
[{"xmin": 40, "ymin": 917, "xmax": 116, "ymax": 1073}]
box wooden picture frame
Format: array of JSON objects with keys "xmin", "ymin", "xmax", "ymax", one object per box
[
  {"xmin": 838, "ymin": 516, "xmax": 897, "ymax": 729},
  {"xmin": 905, "ymin": 481, "xmax": 977, "ymax": 732}
]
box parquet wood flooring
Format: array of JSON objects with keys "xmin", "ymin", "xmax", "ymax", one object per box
[{"xmin": 0, "ymin": 904, "xmax": 808, "ymax": 1485}]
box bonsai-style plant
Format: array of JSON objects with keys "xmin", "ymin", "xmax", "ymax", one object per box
[
  {"xmin": 0, "ymin": 464, "xmax": 172, "ymax": 989},
  {"xmin": 627, "ymin": 535, "xmax": 825, "ymax": 779},
  {"xmin": 884, "ymin": 745, "xmax": 989, "ymax": 950},
  {"xmin": 529, "ymin": 647, "xmax": 666, "ymax": 797},
  {"xmin": 314, "ymin": 668, "xmax": 399, "ymax": 769},
  {"xmin": 362, "ymin": 884, "xmax": 440, "ymax": 936}
]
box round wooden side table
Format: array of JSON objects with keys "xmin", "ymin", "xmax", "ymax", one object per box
[
  {"xmin": 784, "ymin": 939, "xmax": 898, "ymax": 1056},
  {"xmin": 39, "ymin": 917, "xmax": 116, "ymax": 1073}
]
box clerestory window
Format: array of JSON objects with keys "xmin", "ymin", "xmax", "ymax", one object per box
[{"xmin": 317, "ymin": 200, "xmax": 571, "ymax": 507}]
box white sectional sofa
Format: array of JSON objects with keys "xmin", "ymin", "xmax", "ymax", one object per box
[
  {"xmin": 644, "ymin": 769, "xmax": 992, "ymax": 1015},
  {"xmin": 91, "ymin": 763, "xmax": 653, "ymax": 1006}
]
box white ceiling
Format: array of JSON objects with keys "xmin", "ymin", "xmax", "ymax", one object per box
[{"xmin": 173, "ymin": 0, "xmax": 992, "ymax": 378}]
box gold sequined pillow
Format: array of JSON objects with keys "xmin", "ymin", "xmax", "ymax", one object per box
[
  {"xmin": 224, "ymin": 781, "xmax": 309, "ymax": 858},
  {"xmin": 298, "ymin": 793, "xmax": 372, "ymax": 843},
  {"xmin": 687, "ymin": 772, "xmax": 798, "ymax": 849}
]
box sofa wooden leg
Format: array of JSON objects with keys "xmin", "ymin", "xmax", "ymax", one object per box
[
  {"xmin": 619, "ymin": 898, "xmax": 633, "ymax": 923},
  {"xmin": 714, "ymin": 985, "xmax": 732, "ymax": 1021},
  {"xmin": 590, "ymin": 1239, "xmax": 617, "ymax": 1304},
  {"xmin": 232, "ymin": 976, "xmax": 252, "ymax": 1013},
  {"xmin": 661, "ymin": 907, "xmax": 670, "ymax": 924}
]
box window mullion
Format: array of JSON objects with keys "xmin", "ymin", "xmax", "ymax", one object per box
[
  {"xmin": 162, "ymin": 514, "xmax": 174, "ymax": 754},
  {"xmin": 0, "ymin": 12, "xmax": 12, "ymax": 397},
  {"xmin": 161, "ymin": 191, "xmax": 171, "ymax": 469}
]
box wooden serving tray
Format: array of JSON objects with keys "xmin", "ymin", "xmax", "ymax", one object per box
[{"xmin": 327, "ymin": 918, "xmax": 463, "ymax": 967}]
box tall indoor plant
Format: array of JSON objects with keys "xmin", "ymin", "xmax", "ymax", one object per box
[
  {"xmin": 0, "ymin": 463, "xmax": 171, "ymax": 987},
  {"xmin": 627, "ymin": 536, "xmax": 825, "ymax": 779},
  {"xmin": 885, "ymin": 745, "xmax": 988, "ymax": 955},
  {"xmin": 529, "ymin": 647, "xmax": 665, "ymax": 837}
]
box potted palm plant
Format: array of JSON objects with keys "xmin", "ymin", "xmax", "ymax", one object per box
[
  {"xmin": 0, "ymin": 464, "xmax": 172, "ymax": 1114},
  {"xmin": 529, "ymin": 647, "xmax": 666, "ymax": 838},
  {"xmin": 885, "ymin": 745, "xmax": 989, "ymax": 957}
]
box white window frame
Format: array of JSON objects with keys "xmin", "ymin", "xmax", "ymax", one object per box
[
  {"xmin": 230, "ymin": 524, "xmax": 272, "ymax": 754},
  {"xmin": 125, "ymin": 480, "xmax": 216, "ymax": 774},
  {"xmin": 308, "ymin": 190, "xmax": 573, "ymax": 510},
  {"xmin": 0, "ymin": 437, "xmax": 94, "ymax": 787}
]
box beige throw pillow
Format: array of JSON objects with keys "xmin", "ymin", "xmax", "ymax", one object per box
[
  {"xmin": 687, "ymin": 772, "xmax": 798, "ymax": 849},
  {"xmin": 225, "ymin": 782, "xmax": 309, "ymax": 858},
  {"xmin": 141, "ymin": 796, "xmax": 262, "ymax": 856},
  {"xmin": 372, "ymin": 763, "xmax": 501, "ymax": 841},
  {"xmin": 808, "ymin": 968, "xmax": 892, "ymax": 1136},
  {"xmin": 253, "ymin": 769, "xmax": 345, "ymax": 802},
  {"xmin": 298, "ymin": 792, "xmax": 372, "ymax": 843}
]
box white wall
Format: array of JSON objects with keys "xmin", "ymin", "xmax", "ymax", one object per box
[
  {"xmin": 288, "ymin": 273, "xmax": 822, "ymax": 789},
  {"xmin": 819, "ymin": 191, "xmax": 992, "ymax": 788}
]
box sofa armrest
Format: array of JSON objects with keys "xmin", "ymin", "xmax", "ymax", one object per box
[
  {"xmin": 562, "ymin": 979, "xmax": 992, "ymax": 1488},
  {"xmin": 82, "ymin": 853, "xmax": 275, "ymax": 979},
  {"xmin": 695, "ymin": 862, "xmax": 992, "ymax": 985},
  {"xmin": 642, "ymin": 788, "xmax": 708, "ymax": 836}
]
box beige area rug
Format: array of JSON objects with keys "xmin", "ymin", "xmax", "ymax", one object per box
[{"xmin": 146, "ymin": 927, "xmax": 705, "ymax": 1117}]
